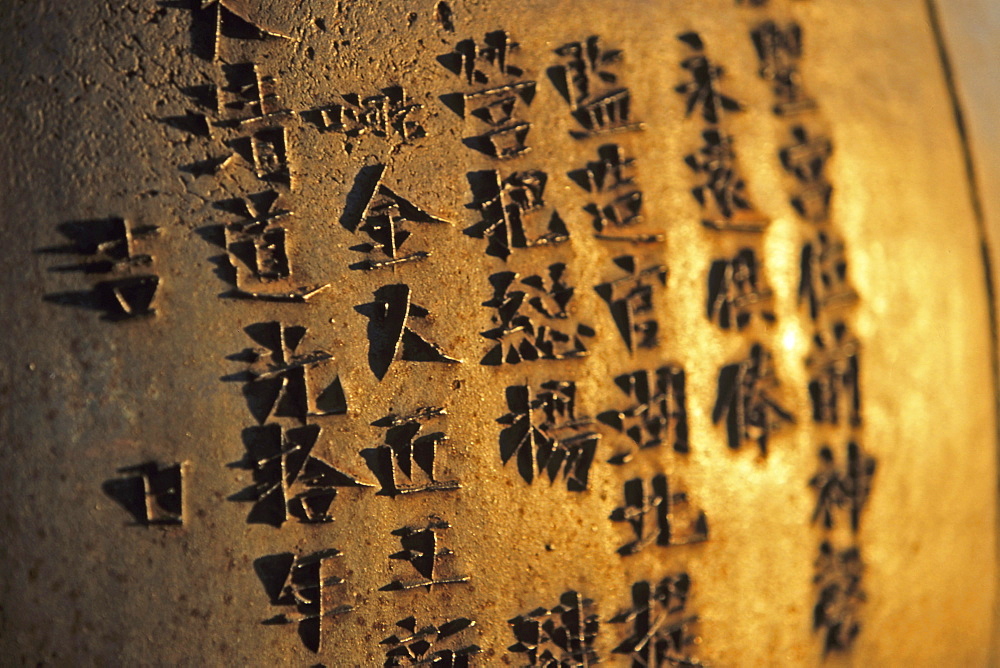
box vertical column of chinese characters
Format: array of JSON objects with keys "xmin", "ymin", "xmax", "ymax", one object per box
[
  {"xmin": 157, "ymin": 4, "xmax": 367, "ymax": 655},
  {"xmin": 745, "ymin": 5, "xmax": 874, "ymax": 656},
  {"xmin": 547, "ymin": 36, "xmax": 710, "ymax": 668},
  {"xmin": 673, "ymin": 30, "xmax": 794, "ymax": 462}
]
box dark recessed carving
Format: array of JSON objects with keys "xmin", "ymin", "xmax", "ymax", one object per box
[
  {"xmin": 806, "ymin": 322, "xmax": 861, "ymax": 426},
  {"xmin": 799, "ymin": 230, "xmax": 858, "ymax": 320},
  {"xmin": 712, "ymin": 343, "xmax": 794, "ymax": 455},
  {"xmin": 255, "ymin": 549, "xmax": 351, "ymax": 653},
  {"xmin": 780, "ymin": 125, "xmax": 833, "ymax": 222},
  {"xmin": 102, "ymin": 461, "xmax": 184, "ymax": 526},
  {"xmin": 508, "ymin": 591, "xmax": 600, "ymax": 666},
  {"xmin": 813, "ymin": 542, "xmax": 865, "ymax": 654},
  {"xmin": 707, "ymin": 248, "xmax": 775, "ymax": 330},
  {"xmin": 675, "ymin": 32, "xmax": 742, "ymax": 123},
  {"xmin": 810, "ymin": 441, "xmax": 876, "ymax": 532},
  {"xmin": 498, "ymin": 381, "xmax": 598, "ymax": 491},
  {"xmin": 600, "ymin": 366, "xmax": 688, "ymax": 465},
  {"xmin": 550, "ymin": 36, "xmax": 644, "ymax": 138},
  {"xmin": 362, "ymin": 407, "xmax": 460, "ymax": 496},
  {"xmin": 595, "ymin": 256, "xmax": 667, "ymax": 353},
  {"xmin": 751, "ymin": 21, "xmax": 816, "ymax": 116},
  {"xmin": 610, "ymin": 474, "xmax": 708, "ymax": 555},
  {"xmin": 466, "ymin": 170, "xmax": 568, "ymax": 260},
  {"xmin": 357, "ymin": 284, "xmax": 460, "ymax": 381},
  {"xmin": 381, "ymin": 616, "xmax": 481, "ymax": 667},
  {"xmin": 611, "ymin": 574, "xmax": 704, "ymax": 667},
  {"xmin": 482, "ymin": 264, "xmax": 593, "ymax": 365},
  {"xmin": 383, "ymin": 517, "xmax": 469, "ymax": 591},
  {"xmin": 232, "ymin": 423, "xmax": 370, "ymax": 527}
]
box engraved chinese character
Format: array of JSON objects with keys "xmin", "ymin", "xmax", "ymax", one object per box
[
  {"xmin": 467, "ymin": 170, "xmax": 569, "ymax": 259},
  {"xmin": 255, "ymin": 549, "xmax": 351, "ymax": 653},
  {"xmin": 440, "ymin": 31, "xmax": 537, "ymax": 158},
  {"xmin": 611, "ymin": 574, "xmax": 705, "ymax": 667},
  {"xmin": 343, "ymin": 165, "xmax": 450, "ymax": 270},
  {"xmin": 358, "ymin": 284, "xmax": 460, "ymax": 381},
  {"xmin": 751, "ymin": 21, "xmax": 816, "ymax": 115},
  {"xmin": 806, "ymin": 322, "xmax": 861, "ymax": 426},
  {"xmin": 217, "ymin": 62, "xmax": 290, "ymax": 123},
  {"xmin": 43, "ymin": 217, "xmax": 161, "ymax": 320},
  {"xmin": 600, "ymin": 366, "xmax": 688, "ymax": 465},
  {"xmin": 569, "ymin": 144, "xmax": 662, "ymax": 243},
  {"xmin": 780, "ymin": 126, "xmax": 833, "ymax": 222},
  {"xmin": 707, "ymin": 248, "xmax": 775, "ymax": 330},
  {"xmin": 384, "ymin": 517, "xmax": 469, "ymax": 591},
  {"xmin": 440, "ymin": 31, "xmax": 523, "ymax": 85},
  {"xmin": 231, "ymin": 321, "xmax": 345, "ymax": 424},
  {"xmin": 236, "ymin": 423, "xmax": 370, "ymax": 527},
  {"xmin": 176, "ymin": 1, "xmax": 293, "ymax": 62},
  {"xmin": 498, "ymin": 381, "xmax": 599, "ymax": 492},
  {"xmin": 595, "ymin": 256, "xmax": 668, "ymax": 352},
  {"xmin": 102, "ymin": 461, "xmax": 184, "ymax": 526},
  {"xmin": 675, "ymin": 32, "xmax": 742, "ymax": 124},
  {"xmin": 712, "ymin": 344, "xmax": 794, "ymax": 455},
  {"xmin": 381, "ymin": 616, "xmax": 482, "ymax": 667},
  {"xmin": 482, "ymin": 264, "xmax": 593, "ymax": 365},
  {"xmin": 813, "ymin": 542, "xmax": 865, "ymax": 654},
  {"xmin": 508, "ymin": 591, "xmax": 600, "ymax": 667},
  {"xmin": 800, "ymin": 230, "xmax": 857, "ymax": 320},
  {"xmin": 304, "ymin": 86, "xmax": 425, "ymax": 141},
  {"xmin": 610, "ymin": 474, "xmax": 708, "ymax": 555},
  {"xmin": 362, "ymin": 407, "xmax": 461, "ymax": 496},
  {"xmin": 552, "ymin": 36, "xmax": 644, "ymax": 137},
  {"xmin": 686, "ymin": 129, "xmax": 766, "ymax": 231},
  {"xmin": 810, "ymin": 441, "xmax": 876, "ymax": 532}
]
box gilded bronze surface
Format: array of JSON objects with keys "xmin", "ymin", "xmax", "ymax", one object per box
[{"xmin": 0, "ymin": 0, "xmax": 997, "ymax": 665}]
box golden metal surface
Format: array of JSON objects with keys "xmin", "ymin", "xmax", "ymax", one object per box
[{"xmin": 0, "ymin": 0, "xmax": 996, "ymax": 665}]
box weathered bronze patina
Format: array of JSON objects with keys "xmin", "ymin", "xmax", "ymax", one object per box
[{"xmin": 0, "ymin": 0, "xmax": 997, "ymax": 665}]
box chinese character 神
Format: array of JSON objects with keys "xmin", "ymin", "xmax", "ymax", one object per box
[
  {"xmin": 362, "ymin": 407, "xmax": 461, "ymax": 496},
  {"xmin": 810, "ymin": 441, "xmax": 876, "ymax": 532},
  {"xmin": 600, "ymin": 366, "xmax": 689, "ymax": 465},
  {"xmin": 482, "ymin": 264, "xmax": 594, "ymax": 365},
  {"xmin": 610, "ymin": 474, "xmax": 709, "ymax": 556},
  {"xmin": 707, "ymin": 248, "xmax": 775, "ymax": 330},
  {"xmin": 595, "ymin": 256, "xmax": 668, "ymax": 352},
  {"xmin": 498, "ymin": 381, "xmax": 599, "ymax": 491},
  {"xmin": 712, "ymin": 344, "xmax": 794, "ymax": 455},
  {"xmin": 611, "ymin": 574, "xmax": 705, "ymax": 668},
  {"xmin": 255, "ymin": 549, "xmax": 351, "ymax": 653},
  {"xmin": 508, "ymin": 591, "xmax": 600, "ymax": 667}
]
